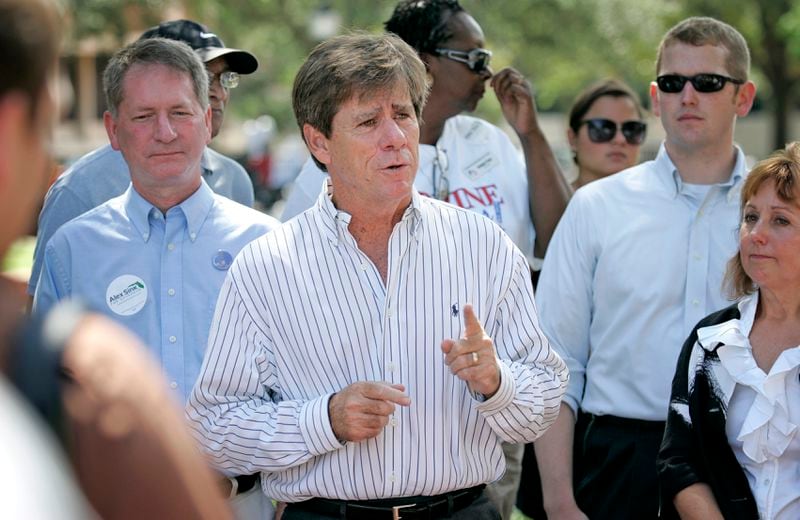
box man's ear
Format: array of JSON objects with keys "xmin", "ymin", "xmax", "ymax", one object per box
[
  {"xmin": 302, "ymin": 123, "xmax": 332, "ymax": 168},
  {"xmin": 104, "ymin": 111, "xmax": 121, "ymax": 151},
  {"xmin": 649, "ymin": 81, "xmax": 660, "ymax": 118},
  {"xmin": 203, "ymin": 105, "xmax": 212, "ymax": 144},
  {"xmin": 735, "ymin": 81, "xmax": 756, "ymax": 118}
]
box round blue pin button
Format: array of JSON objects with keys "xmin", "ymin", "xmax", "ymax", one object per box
[{"xmin": 212, "ymin": 250, "xmax": 233, "ymax": 271}]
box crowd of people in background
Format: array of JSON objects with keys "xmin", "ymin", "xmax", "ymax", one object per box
[{"xmin": 2, "ymin": 0, "xmax": 799, "ymax": 519}]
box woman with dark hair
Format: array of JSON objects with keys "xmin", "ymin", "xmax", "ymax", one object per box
[
  {"xmin": 567, "ymin": 78, "xmax": 647, "ymax": 189},
  {"xmin": 658, "ymin": 142, "xmax": 800, "ymax": 519}
]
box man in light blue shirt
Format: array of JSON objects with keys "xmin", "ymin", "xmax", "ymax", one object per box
[
  {"xmin": 28, "ymin": 19, "xmax": 257, "ymax": 299},
  {"xmin": 533, "ymin": 17, "xmax": 757, "ymax": 520},
  {"xmin": 33, "ymin": 37, "xmax": 277, "ymax": 402},
  {"xmin": 33, "ymin": 36, "xmax": 277, "ymax": 519}
]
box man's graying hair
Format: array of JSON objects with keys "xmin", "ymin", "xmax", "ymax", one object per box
[
  {"xmin": 292, "ymin": 32, "xmax": 429, "ymax": 171},
  {"xmin": 103, "ymin": 38, "xmax": 209, "ymax": 117}
]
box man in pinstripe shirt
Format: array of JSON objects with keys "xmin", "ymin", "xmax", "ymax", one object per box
[{"xmin": 188, "ymin": 32, "xmax": 568, "ymax": 520}]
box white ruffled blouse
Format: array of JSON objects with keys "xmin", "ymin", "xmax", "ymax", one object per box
[{"xmin": 695, "ymin": 292, "xmax": 800, "ymax": 519}]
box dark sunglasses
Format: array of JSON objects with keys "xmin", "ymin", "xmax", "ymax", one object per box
[
  {"xmin": 435, "ymin": 47, "xmax": 492, "ymax": 73},
  {"xmin": 656, "ymin": 73, "xmax": 743, "ymax": 94},
  {"xmin": 580, "ymin": 118, "xmax": 647, "ymax": 145}
]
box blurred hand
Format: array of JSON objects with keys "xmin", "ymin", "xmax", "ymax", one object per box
[
  {"xmin": 329, "ymin": 381, "xmax": 410, "ymax": 442},
  {"xmin": 441, "ymin": 304, "xmax": 500, "ymax": 397}
]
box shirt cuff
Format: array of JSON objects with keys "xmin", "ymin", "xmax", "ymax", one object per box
[
  {"xmin": 298, "ymin": 393, "xmax": 343, "ymax": 456},
  {"xmin": 475, "ymin": 360, "xmax": 516, "ymax": 414}
]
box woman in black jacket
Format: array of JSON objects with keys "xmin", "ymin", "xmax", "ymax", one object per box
[{"xmin": 658, "ymin": 142, "xmax": 800, "ymax": 519}]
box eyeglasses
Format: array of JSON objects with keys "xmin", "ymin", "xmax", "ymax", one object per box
[
  {"xmin": 656, "ymin": 73, "xmax": 743, "ymax": 94},
  {"xmin": 580, "ymin": 118, "xmax": 647, "ymax": 145},
  {"xmin": 208, "ymin": 70, "xmax": 239, "ymax": 89},
  {"xmin": 435, "ymin": 48, "xmax": 492, "ymax": 74},
  {"xmin": 432, "ymin": 146, "xmax": 450, "ymax": 201}
]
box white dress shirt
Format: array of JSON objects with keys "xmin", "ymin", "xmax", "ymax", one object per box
[
  {"xmin": 697, "ymin": 294, "xmax": 800, "ymax": 520},
  {"xmin": 537, "ymin": 143, "xmax": 746, "ymax": 420},
  {"xmin": 187, "ymin": 187, "xmax": 567, "ymax": 502}
]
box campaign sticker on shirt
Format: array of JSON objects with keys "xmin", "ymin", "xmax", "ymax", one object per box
[
  {"xmin": 212, "ymin": 250, "xmax": 233, "ymax": 271},
  {"xmin": 465, "ymin": 152, "xmax": 498, "ymax": 181},
  {"xmin": 106, "ymin": 274, "xmax": 148, "ymax": 316}
]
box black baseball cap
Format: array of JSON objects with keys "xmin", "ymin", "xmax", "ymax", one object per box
[{"xmin": 139, "ymin": 19, "xmax": 258, "ymax": 74}]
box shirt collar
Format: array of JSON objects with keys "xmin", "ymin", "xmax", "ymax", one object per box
[
  {"xmin": 654, "ymin": 142, "xmax": 747, "ymax": 198},
  {"xmin": 314, "ymin": 179, "xmax": 423, "ymax": 246},
  {"xmin": 696, "ymin": 293, "xmax": 757, "ymax": 353},
  {"xmin": 124, "ymin": 179, "xmax": 215, "ymax": 243}
]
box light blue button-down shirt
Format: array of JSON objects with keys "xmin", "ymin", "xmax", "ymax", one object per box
[
  {"xmin": 28, "ymin": 144, "xmax": 255, "ymax": 296},
  {"xmin": 33, "ymin": 180, "xmax": 277, "ymax": 403},
  {"xmin": 536, "ymin": 143, "xmax": 747, "ymax": 421}
]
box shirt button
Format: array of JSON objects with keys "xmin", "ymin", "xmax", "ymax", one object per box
[
  {"xmin": 389, "ymin": 473, "xmax": 396, "ymax": 483},
  {"xmin": 168, "ymin": 288, "xmax": 176, "ymax": 296},
  {"xmin": 693, "ymin": 254, "xmax": 701, "ymax": 261},
  {"xmin": 190, "ymin": 232, "xmax": 197, "ymax": 240},
  {"xmin": 387, "ymin": 363, "xmax": 395, "ymax": 372},
  {"xmin": 692, "ymin": 299, "xmax": 700, "ymax": 306},
  {"xmin": 360, "ymin": 264, "xmax": 368, "ymax": 271},
  {"xmin": 390, "ymin": 417, "xmax": 397, "ymax": 427},
  {"xmin": 169, "ymin": 335, "xmax": 177, "ymax": 343},
  {"xmin": 169, "ymin": 382, "xmax": 177, "ymax": 389},
  {"xmin": 764, "ymin": 479, "xmax": 770, "ymax": 486},
  {"xmin": 167, "ymin": 243, "xmax": 175, "ymax": 251},
  {"xmin": 387, "ymin": 310, "xmax": 394, "ymax": 318}
]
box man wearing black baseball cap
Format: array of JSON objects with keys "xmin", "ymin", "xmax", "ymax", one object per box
[
  {"xmin": 29, "ymin": 20, "xmax": 259, "ymax": 306},
  {"xmin": 140, "ymin": 19, "xmax": 258, "ymax": 137}
]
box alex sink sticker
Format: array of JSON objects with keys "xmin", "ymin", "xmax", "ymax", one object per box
[{"xmin": 106, "ymin": 274, "xmax": 148, "ymax": 316}]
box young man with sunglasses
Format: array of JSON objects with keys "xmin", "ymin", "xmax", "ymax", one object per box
[
  {"xmin": 534, "ymin": 17, "xmax": 756, "ymax": 519},
  {"xmin": 27, "ymin": 19, "xmax": 258, "ymax": 305}
]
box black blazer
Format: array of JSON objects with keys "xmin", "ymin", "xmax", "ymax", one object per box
[{"xmin": 657, "ymin": 303, "xmax": 759, "ymax": 520}]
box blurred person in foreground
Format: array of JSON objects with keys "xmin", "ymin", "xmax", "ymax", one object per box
[
  {"xmin": 32, "ymin": 36, "xmax": 277, "ymax": 517},
  {"xmin": 27, "ymin": 19, "xmax": 259, "ymax": 304},
  {"xmin": 188, "ymin": 31, "xmax": 568, "ymax": 520},
  {"xmin": 534, "ymin": 16, "xmax": 756, "ymax": 519},
  {"xmin": 567, "ymin": 78, "xmax": 647, "ymax": 190},
  {"xmin": 658, "ymin": 142, "xmax": 800, "ymax": 520},
  {"xmin": 0, "ymin": 1, "xmax": 230, "ymax": 518},
  {"xmin": 516, "ymin": 77, "xmax": 646, "ymax": 519},
  {"xmin": 0, "ymin": 1, "xmax": 87, "ymax": 514}
]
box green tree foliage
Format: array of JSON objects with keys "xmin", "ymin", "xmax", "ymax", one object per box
[{"xmin": 68, "ymin": 0, "xmax": 799, "ymax": 149}]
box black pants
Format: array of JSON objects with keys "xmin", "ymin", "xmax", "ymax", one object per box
[
  {"xmin": 576, "ymin": 415, "xmax": 665, "ymax": 520},
  {"xmin": 283, "ymin": 492, "xmax": 500, "ymax": 520}
]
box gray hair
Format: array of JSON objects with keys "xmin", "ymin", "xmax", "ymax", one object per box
[
  {"xmin": 103, "ymin": 37, "xmax": 209, "ymax": 117},
  {"xmin": 292, "ymin": 32, "xmax": 429, "ymax": 171}
]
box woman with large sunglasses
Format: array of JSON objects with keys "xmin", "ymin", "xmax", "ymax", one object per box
[
  {"xmin": 567, "ymin": 78, "xmax": 647, "ymax": 190},
  {"xmin": 658, "ymin": 143, "xmax": 800, "ymax": 519}
]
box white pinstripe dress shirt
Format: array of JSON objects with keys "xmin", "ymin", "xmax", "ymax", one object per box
[{"xmin": 187, "ymin": 188, "xmax": 567, "ymax": 502}]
